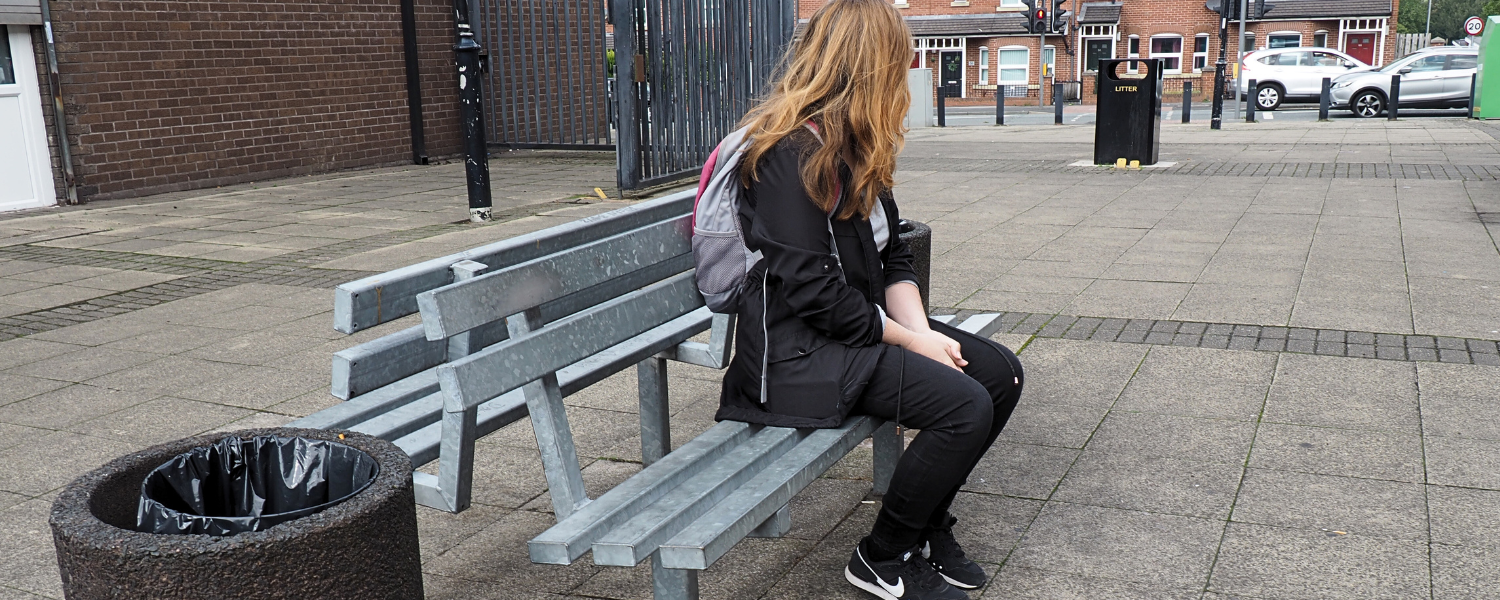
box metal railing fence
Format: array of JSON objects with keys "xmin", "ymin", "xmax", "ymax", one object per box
[{"xmin": 476, "ymin": 0, "xmax": 613, "ymax": 149}]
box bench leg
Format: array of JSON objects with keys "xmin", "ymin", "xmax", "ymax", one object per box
[
  {"xmin": 747, "ymin": 504, "xmax": 791, "ymax": 538},
  {"xmin": 511, "ymin": 309, "xmax": 591, "ymax": 520},
  {"xmin": 652, "ymin": 551, "xmax": 700, "ymax": 600},
  {"xmin": 416, "ymin": 404, "xmax": 477, "ymax": 513},
  {"xmin": 872, "ymin": 420, "xmax": 902, "ymax": 496},
  {"xmin": 638, "ymin": 356, "xmax": 671, "ymax": 466}
]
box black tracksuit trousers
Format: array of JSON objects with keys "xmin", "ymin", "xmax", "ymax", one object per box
[{"xmin": 852, "ymin": 318, "xmax": 1024, "ymax": 557}]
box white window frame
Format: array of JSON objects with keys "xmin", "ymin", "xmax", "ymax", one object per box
[
  {"xmin": 1267, "ymin": 31, "xmax": 1302, "ymax": 49},
  {"xmin": 1337, "ymin": 18, "xmax": 1388, "ymax": 66},
  {"xmin": 1078, "ymin": 24, "xmax": 1118, "ymax": 78},
  {"xmin": 978, "ymin": 46, "xmax": 990, "ymax": 84},
  {"xmin": 1312, "ymin": 30, "xmax": 1328, "ymax": 47},
  {"xmin": 1241, "ymin": 32, "xmax": 1256, "ymax": 54},
  {"xmin": 996, "ymin": 45, "xmax": 1029, "ymax": 88},
  {"xmin": 1148, "ymin": 35, "xmax": 1184, "ymax": 74},
  {"xmin": 999, "ymin": 0, "xmax": 1024, "ymax": 7},
  {"xmin": 1193, "ymin": 34, "xmax": 1210, "ymax": 72},
  {"xmin": 1127, "ymin": 34, "xmax": 1140, "ymax": 72},
  {"xmin": 1043, "ymin": 45, "xmax": 1056, "ymax": 78}
]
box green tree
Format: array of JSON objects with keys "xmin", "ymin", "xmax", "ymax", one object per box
[{"xmin": 1399, "ymin": 0, "xmax": 1490, "ymax": 39}]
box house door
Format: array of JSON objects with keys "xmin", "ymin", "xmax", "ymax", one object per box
[
  {"xmin": 940, "ymin": 51, "xmax": 963, "ymax": 97},
  {"xmin": 0, "ymin": 25, "xmax": 56, "ymax": 211},
  {"xmin": 1345, "ymin": 33, "xmax": 1376, "ymax": 66}
]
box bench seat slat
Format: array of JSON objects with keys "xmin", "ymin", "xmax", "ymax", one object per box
[
  {"xmin": 528, "ymin": 421, "xmax": 754, "ymax": 565},
  {"xmin": 437, "ymin": 272, "xmax": 703, "ymax": 412},
  {"xmin": 591, "ymin": 427, "xmax": 807, "ymax": 567},
  {"xmin": 418, "ymin": 215, "xmax": 692, "ymax": 340},
  {"xmin": 657, "ymin": 417, "xmax": 884, "ymax": 570},
  {"xmin": 333, "ymin": 321, "xmax": 513, "ymax": 400},
  {"xmin": 334, "ymin": 191, "xmax": 694, "ymax": 334},
  {"xmin": 394, "ymin": 388, "xmax": 530, "ymax": 466}
]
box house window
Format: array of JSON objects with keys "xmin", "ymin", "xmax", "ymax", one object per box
[
  {"xmin": 978, "ymin": 47, "xmax": 990, "ymax": 84},
  {"xmin": 1043, "ymin": 46, "xmax": 1055, "ymax": 77},
  {"xmin": 999, "ymin": 0, "xmax": 1024, "ymax": 7},
  {"xmin": 1127, "ymin": 35, "xmax": 1140, "ymax": 71},
  {"xmin": 997, "ymin": 46, "xmax": 1028, "ymax": 84},
  {"xmin": 1268, "ymin": 32, "xmax": 1301, "ymax": 48},
  {"xmin": 0, "ymin": 39, "xmax": 13, "ymax": 86},
  {"xmin": 1193, "ymin": 34, "xmax": 1209, "ymax": 71},
  {"xmin": 1150, "ymin": 35, "xmax": 1183, "ymax": 73},
  {"xmin": 1313, "ymin": 31, "xmax": 1328, "ymax": 47},
  {"xmin": 1241, "ymin": 32, "xmax": 1256, "ymax": 54},
  {"xmin": 1084, "ymin": 38, "xmax": 1113, "ymax": 71}
]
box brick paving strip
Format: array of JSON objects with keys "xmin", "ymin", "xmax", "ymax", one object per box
[
  {"xmin": 897, "ymin": 158, "xmax": 1500, "ymax": 180},
  {"xmin": 0, "ymin": 201, "xmax": 560, "ymax": 340},
  {"xmin": 937, "ymin": 308, "xmax": 1500, "ymax": 366}
]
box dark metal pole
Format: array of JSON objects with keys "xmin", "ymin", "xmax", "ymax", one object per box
[
  {"xmin": 1182, "ymin": 80, "xmax": 1192, "ymax": 123},
  {"xmin": 996, "ymin": 86, "xmax": 1005, "ymax": 125},
  {"xmin": 611, "ymin": 0, "xmax": 639, "ymax": 190},
  {"xmin": 1388, "ymin": 74, "xmax": 1400, "ymax": 121},
  {"xmin": 937, "ymin": 88, "xmax": 946, "ymax": 127},
  {"xmin": 454, "ymin": 0, "xmax": 492, "ymax": 221},
  {"xmin": 1054, "ymin": 82, "xmax": 1063, "ymax": 124},
  {"xmin": 400, "ymin": 0, "xmax": 428, "ymax": 165},
  {"xmin": 1246, "ymin": 78, "xmax": 1256, "ymax": 122},
  {"xmin": 1211, "ymin": 16, "xmax": 1227, "ymax": 129},
  {"xmin": 1469, "ymin": 73, "xmax": 1478, "ymax": 119},
  {"xmin": 37, "ymin": 0, "xmax": 78, "ymax": 204},
  {"xmin": 1318, "ymin": 77, "xmax": 1331, "ymax": 121}
]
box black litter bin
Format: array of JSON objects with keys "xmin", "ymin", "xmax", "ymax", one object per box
[
  {"xmin": 1094, "ymin": 58, "xmax": 1163, "ymax": 166},
  {"xmin": 137, "ymin": 434, "xmax": 379, "ymax": 535}
]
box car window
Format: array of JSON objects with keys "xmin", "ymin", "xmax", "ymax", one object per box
[
  {"xmin": 1304, "ymin": 52, "xmax": 1343, "ymax": 67},
  {"xmin": 1273, "ymin": 52, "xmax": 1307, "ymax": 66},
  {"xmin": 1447, "ymin": 54, "xmax": 1477, "ymax": 70},
  {"xmin": 1407, "ymin": 55, "xmax": 1446, "ymax": 72}
]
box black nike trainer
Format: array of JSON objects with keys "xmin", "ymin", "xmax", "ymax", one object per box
[
  {"xmin": 921, "ymin": 516, "xmax": 987, "ymax": 590},
  {"xmin": 845, "ymin": 538, "xmax": 969, "ymax": 600}
]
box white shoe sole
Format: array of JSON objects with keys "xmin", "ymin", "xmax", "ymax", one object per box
[
  {"xmin": 940, "ymin": 572, "xmax": 980, "ymax": 590},
  {"xmin": 845, "ymin": 566, "xmax": 900, "ymax": 600}
]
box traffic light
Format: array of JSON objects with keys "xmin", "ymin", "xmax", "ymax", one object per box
[
  {"xmin": 1252, "ymin": 0, "xmax": 1274, "ymax": 19},
  {"xmin": 1022, "ymin": 0, "xmax": 1043, "ymax": 33},
  {"xmin": 1049, "ymin": 0, "xmax": 1071, "ymax": 33},
  {"xmin": 1205, "ymin": 0, "xmax": 1239, "ymax": 20}
]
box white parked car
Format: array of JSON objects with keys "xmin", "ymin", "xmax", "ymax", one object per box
[{"xmin": 1238, "ymin": 47, "xmax": 1372, "ymax": 110}]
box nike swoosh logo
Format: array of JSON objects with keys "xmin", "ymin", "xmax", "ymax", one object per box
[{"xmin": 877, "ymin": 575, "xmax": 905, "ymax": 598}]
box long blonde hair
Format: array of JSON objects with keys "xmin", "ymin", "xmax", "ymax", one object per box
[{"xmin": 738, "ymin": 0, "xmax": 911, "ymax": 220}]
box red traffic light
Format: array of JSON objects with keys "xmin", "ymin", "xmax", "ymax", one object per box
[{"xmin": 1035, "ymin": 8, "xmax": 1046, "ymax": 19}]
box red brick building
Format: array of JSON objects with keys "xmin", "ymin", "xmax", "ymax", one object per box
[{"xmin": 799, "ymin": 0, "xmax": 1400, "ymax": 105}]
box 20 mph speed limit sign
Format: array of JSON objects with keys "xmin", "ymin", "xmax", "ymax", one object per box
[{"xmin": 1466, "ymin": 16, "xmax": 1486, "ymax": 37}]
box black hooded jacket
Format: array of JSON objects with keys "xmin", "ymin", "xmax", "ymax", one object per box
[{"xmin": 715, "ymin": 132, "xmax": 920, "ymax": 428}]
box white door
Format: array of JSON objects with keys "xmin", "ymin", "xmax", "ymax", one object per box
[{"xmin": 0, "ymin": 25, "xmax": 57, "ymax": 211}]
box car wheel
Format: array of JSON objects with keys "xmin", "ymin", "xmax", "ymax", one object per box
[
  {"xmin": 1255, "ymin": 84, "xmax": 1283, "ymax": 110},
  {"xmin": 1350, "ymin": 91, "xmax": 1384, "ymax": 118}
]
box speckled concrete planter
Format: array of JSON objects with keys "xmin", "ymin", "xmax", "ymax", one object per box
[
  {"xmin": 49, "ymin": 428, "xmax": 423, "ymax": 600},
  {"xmin": 898, "ymin": 219, "xmax": 933, "ymax": 313}
]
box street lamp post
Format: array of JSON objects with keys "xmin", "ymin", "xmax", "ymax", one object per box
[
  {"xmin": 454, "ymin": 0, "xmax": 493, "ymax": 222},
  {"xmin": 1212, "ymin": 14, "xmax": 1228, "ymax": 129}
]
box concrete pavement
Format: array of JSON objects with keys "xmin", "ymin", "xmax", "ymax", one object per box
[{"xmin": 1, "ymin": 119, "xmax": 1499, "ymax": 599}]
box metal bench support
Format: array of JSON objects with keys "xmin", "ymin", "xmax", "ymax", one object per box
[
  {"xmin": 747, "ymin": 504, "xmax": 791, "ymax": 538},
  {"xmin": 638, "ymin": 356, "xmax": 671, "ymax": 466},
  {"xmin": 652, "ymin": 551, "xmax": 699, "ymax": 600},
  {"xmin": 416, "ymin": 260, "xmax": 488, "ymax": 512},
  {"xmin": 511, "ymin": 306, "xmax": 591, "ymax": 519}
]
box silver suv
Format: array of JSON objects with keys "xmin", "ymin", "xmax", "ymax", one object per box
[
  {"xmin": 1330, "ymin": 47, "xmax": 1478, "ymax": 117},
  {"xmin": 1239, "ymin": 47, "xmax": 1371, "ymax": 110}
]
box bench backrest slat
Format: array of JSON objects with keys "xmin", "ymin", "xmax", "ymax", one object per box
[
  {"xmin": 435, "ymin": 272, "xmax": 704, "ymax": 412},
  {"xmin": 334, "ymin": 191, "xmax": 695, "ymax": 334},
  {"xmin": 417, "ymin": 215, "xmax": 692, "ymax": 340},
  {"xmin": 331, "ymin": 320, "xmax": 512, "ymax": 400}
]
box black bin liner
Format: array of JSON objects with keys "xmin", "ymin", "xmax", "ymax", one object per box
[{"xmin": 136, "ymin": 434, "xmax": 380, "ymax": 536}]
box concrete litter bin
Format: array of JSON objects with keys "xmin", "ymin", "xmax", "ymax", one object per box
[
  {"xmin": 49, "ymin": 427, "xmax": 423, "ymax": 600},
  {"xmin": 898, "ymin": 219, "xmax": 932, "ymax": 313}
]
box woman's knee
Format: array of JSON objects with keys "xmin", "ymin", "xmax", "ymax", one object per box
[{"xmin": 944, "ymin": 377, "xmax": 994, "ymax": 439}]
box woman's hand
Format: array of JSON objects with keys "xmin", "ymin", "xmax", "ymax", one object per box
[{"xmin": 902, "ymin": 329, "xmax": 967, "ymax": 371}]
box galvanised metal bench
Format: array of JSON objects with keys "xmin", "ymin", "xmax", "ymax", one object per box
[{"xmin": 293, "ymin": 189, "xmax": 902, "ymax": 599}]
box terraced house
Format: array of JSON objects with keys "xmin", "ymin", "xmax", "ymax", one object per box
[{"xmin": 796, "ymin": 0, "xmax": 1401, "ymax": 104}]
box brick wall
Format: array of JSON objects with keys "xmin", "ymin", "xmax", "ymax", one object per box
[{"xmin": 34, "ymin": 0, "xmax": 462, "ymax": 202}]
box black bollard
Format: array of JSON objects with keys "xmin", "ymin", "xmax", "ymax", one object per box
[
  {"xmin": 1054, "ymin": 83, "xmax": 1064, "ymax": 124},
  {"xmin": 937, "ymin": 88, "xmax": 946, "ymax": 127},
  {"xmin": 1470, "ymin": 73, "xmax": 1478, "ymax": 119},
  {"xmin": 996, "ymin": 86, "xmax": 1005, "ymax": 126},
  {"xmin": 1318, "ymin": 77, "xmax": 1331, "ymax": 121},
  {"xmin": 1389, "ymin": 74, "xmax": 1400, "ymax": 121},
  {"xmin": 1246, "ymin": 78, "xmax": 1257, "ymax": 123},
  {"xmin": 1182, "ymin": 81, "xmax": 1193, "ymax": 124},
  {"xmin": 453, "ymin": 0, "xmax": 492, "ymax": 222}
]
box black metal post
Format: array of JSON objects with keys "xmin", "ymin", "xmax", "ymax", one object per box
[
  {"xmin": 996, "ymin": 86, "xmax": 1005, "ymax": 126},
  {"xmin": 1182, "ymin": 80, "xmax": 1192, "ymax": 123},
  {"xmin": 400, "ymin": 0, "xmax": 428, "ymax": 165},
  {"xmin": 1211, "ymin": 16, "xmax": 1227, "ymax": 130},
  {"xmin": 1054, "ymin": 82, "xmax": 1064, "ymax": 124},
  {"xmin": 937, "ymin": 88, "xmax": 946, "ymax": 127},
  {"xmin": 1470, "ymin": 73, "xmax": 1478, "ymax": 119},
  {"xmin": 1318, "ymin": 77, "xmax": 1331, "ymax": 121},
  {"xmin": 454, "ymin": 0, "xmax": 492, "ymax": 221},
  {"xmin": 1389, "ymin": 74, "xmax": 1400, "ymax": 121},
  {"xmin": 1246, "ymin": 78, "xmax": 1256, "ymax": 122}
]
